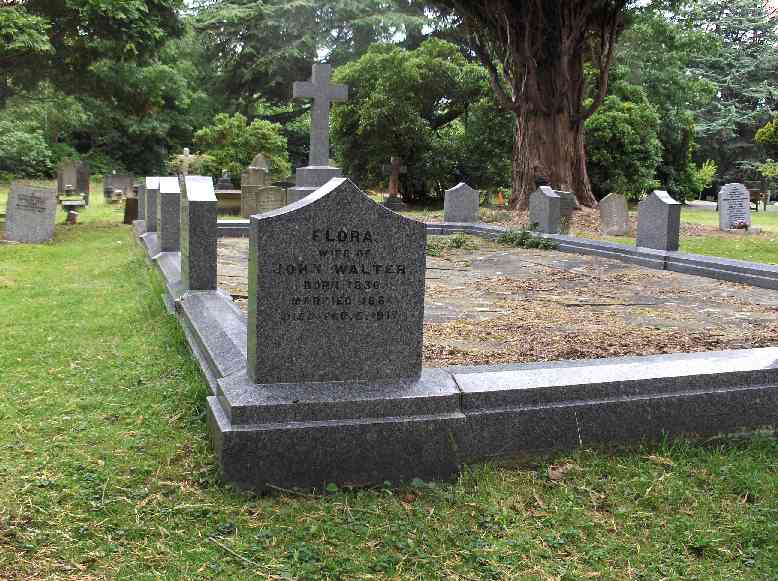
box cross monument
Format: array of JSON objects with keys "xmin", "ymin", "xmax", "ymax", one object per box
[{"xmin": 293, "ymin": 64, "xmax": 348, "ymax": 167}]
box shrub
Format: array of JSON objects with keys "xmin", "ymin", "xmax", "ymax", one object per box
[
  {"xmin": 497, "ymin": 229, "xmax": 558, "ymax": 250},
  {"xmin": 0, "ymin": 123, "xmax": 53, "ymax": 177}
]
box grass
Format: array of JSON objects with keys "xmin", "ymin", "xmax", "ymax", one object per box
[
  {"xmin": 682, "ymin": 207, "xmax": 778, "ymax": 233},
  {"xmin": 1, "ymin": 210, "xmax": 777, "ymax": 578}
]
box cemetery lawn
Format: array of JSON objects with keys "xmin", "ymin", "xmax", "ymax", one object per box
[{"xmin": 1, "ymin": 222, "xmax": 778, "ymax": 579}]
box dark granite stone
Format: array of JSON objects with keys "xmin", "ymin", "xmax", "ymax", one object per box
[
  {"xmin": 181, "ymin": 176, "xmax": 218, "ymax": 291},
  {"xmin": 144, "ymin": 177, "xmax": 160, "ymax": 233},
  {"xmin": 4, "ymin": 183, "xmax": 57, "ymax": 243},
  {"xmin": 137, "ymin": 182, "xmax": 146, "ymax": 221},
  {"xmin": 157, "ymin": 177, "xmax": 181, "ymax": 252},
  {"xmin": 637, "ymin": 190, "xmax": 681, "ymax": 251},
  {"xmin": 247, "ymin": 178, "xmax": 426, "ymax": 384},
  {"xmin": 123, "ymin": 197, "xmax": 138, "ymax": 224}
]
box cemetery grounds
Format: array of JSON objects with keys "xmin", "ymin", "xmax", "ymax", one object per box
[{"xmin": 1, "ymin": 185, "xmax": 777, "ymax": 578}]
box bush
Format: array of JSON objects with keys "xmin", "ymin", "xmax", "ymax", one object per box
[
  {"xmin": 497, "ymin": 229, "xmax": 558, "ymax": 250},
  {"xmin": 0, "ymin": 123, "xmax": 53, "ymax": 177}
]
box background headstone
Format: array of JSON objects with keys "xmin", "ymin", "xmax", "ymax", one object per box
[
  {"xmin": 157, "ymin": 177, "xmax": 181, "ymax": 252},
  {"xmin": 104, "ymin": 173, "xmax": 134, "ymax": 202},
  {"xmin": 558, "ymin": 190, "xmax": 579, "ymax": 219},
  {"xmin": 4, "ymin": 183, "xmax": 58, "ymax": 243},
  {"xmin": 123, "ymin": 197, "xmax": 138, "ymax": 224},
  {"xmin": 241, "ymin": 158, "xmax": 272, "ymax": 217},
  {"xmin": 144, "ymin": 177, "xmax": 160, "ymax": 233},
  {"xmin": 181, "ymin": 176, "xmax": 218, "ymax": 291},
  {"xmin": 443, "ymin": 182, "xmax": 480, "ymax": 223},
  {"xmin": 599, "ymin": 193, "xmax": 630, "ymax": 235},
  {"xmin": 529, "ymin": 186, "xmax": 561, "ymax": 234},
  {"xmin": 636, "ymin": 190, "xmax": 681, "ymax": 251},
  {"xmin": 76, "ymin": 162, "xmax": 90, "ymax": 204},
  {"xmin": 137, "ymin": 182, "xmax": 146, "ymax": 222},
  {"xmin": 248, "ymin": 178, "xmax": 426, "ymax": 384},
  {"xmin": 56, "ymin": 161, "xmax": 77, "ymax": 194},
  {"xmin": 718, "ymin": 183, "xmax": 751, "ymax": 230},
  {"xmin": 216, "ymin": 171, "xmax": 234, "ymax": 190}
]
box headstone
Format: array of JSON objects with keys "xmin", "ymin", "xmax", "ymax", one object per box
[
  {"xmin": 599, "ymin": 193, "xmax": 630, "ymax": 236},
  {"xmin": 137, "ymin": 182, "xmax": 146, "ymax": 222},
  {"xmin": 216, "ymin": 170, "xmax": 234, "ymax": 190},
  {"xmin": 636, "ymin": 190, "xmax": 681, "ymax": 251},
  {"xmin": 557, "ymin": 190, "xmax": 579, "ymax": 219},
  {"xmin": 56, "ymin": 161, "xmax": 78, "ymax": 194},
  {"xmin": 443, "ymin": 182, "xmax": 480, "ymax": 223},
  {"xmin": 144, "ymin": 177, "xmax": 161, "ymax": 233},
  {"xmin": 76, "ymin": 162, "xmax": 90, "ymax": 204},
  {"xmin": 382, "ymin": 156, "xmax": 408, "ymax": 210},
  {"xmin": 288, "ymin": 64, "xmax": 349, "ymax": 203},
  {"xmin": 529, "ymin": 186, "xmax": 561, "ymax": 234},
  {"xmin": 123, "ymin": 197, "xmax": 138, "ymax": 224},
  {"xmin": 103, "ymin": 173, "xmax": 134, "ymax": 202},
  {"xmin": 181, "ymin": 176, "xmax": 218, "ymax": 291},
  {"xmin": 718, "ymin": 183, "xmax": 751, "ymax": 230},
  {"xmin": 4, "ymin": 183, "xmax": 57, "ymax": 243},
  {"xmin": 254, "ymin": 186, "xmax": 287, "ymax": 214},
  {"xmin": 157, "ymin": 177, "xmax": 182, "ymax": 252},
  {"xmin": 182, "ymin": 148, "xmax": 192, "ymax": 176},
  {"xmin": 241, "ymin": 157, "xmax": 272, "ymax": 217},
  {"xmin": 247, "ymin": 178, "xmax": 425, "ymax": 384}
]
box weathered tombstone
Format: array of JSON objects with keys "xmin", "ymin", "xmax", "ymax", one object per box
[
  {"xmin": 529, "ymin": 186, "xmax": 561, "ymax": 234},
  {"xmin": 636, "ymin": 190, "xmax": 681, "ymax": 251},
  {"xmin": 76, "ymin": 162, "xmax": 90, "ymax": 205},
  {"xmin": 288, "ymin": 64, "xmax": 349, "ymax": 203},
  {"xmin": 382, "ymin": 156, "xmax": 408, "ymax": 210},
  {"xmin": 241, "ymin": 156, "xmax": 272, "ymax": 217},
  {"xmin": 216, "ymin": 170, "xmax": 234, "ymax": 190},
  {"xmin": 144, "ymin": 177, "xmax": 161, "ymax": 233},
  {"xmin": 103, "ymin": 173, "xmax": 134, "ymax": 202},
  {"xmin": 4, "ymin": 183, "xmax": 58, "ymax": 243},
  {"xmin": 254, "ymin": 186, "xmax": 287, "ymax": 214},
  {"xmin": 599, "ymin": 193, "xmax": 630, "ymax": 236},
  {"xmin": 718, "ymin": 183, "xmax": 751, "ymax": 230},
  {"xmin": 247, "ymin": 178, "xmax": 426, "ymax": 384},
  {"xmin": 56, "ymin": 161, "xmax": 78, "ymax": 194},
  {"xmin": 443, "ymin": 182, "xmax": 480, "ymax": 223},
  {"xmin": 181, "ymin": 176, "xmax": 218, "ymax": 291},
  {"xmin": 557, "ymin": 190, "xmax": 579, "ymax": 219},
  {"xmin": 157, "ymin": 177, "xmax": 181, "ymax": 252}
]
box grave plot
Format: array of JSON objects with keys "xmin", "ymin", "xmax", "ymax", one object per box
[{"xmin": 217, "ymin": 236, "xmax": 778, "ymax": 367}]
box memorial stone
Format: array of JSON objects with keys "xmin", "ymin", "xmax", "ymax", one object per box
[
  {"xmin": 4, "ymin": 183, "xmax": 57, "ymax": 243},
  {"xmin": 558, "ymin": 190, "xmax": 579, "ymax": 219},
  {"xmin": 599, "ymin": 193, "xmax": 630, "ymax": 236},
  {"xmin": 103, "ymin": 173, "xmax": 134, "ymax": 202},
  {"xmin": 56, "ymin": 161, "xmax": 78, "ymax": 194},
  {"xmin": 137, "ymin": 182, "xmax": 146, "ymax": 222},
  {"xmin": 181, "ymin": 176, "xmax": 218, "ymax": 291},
  {"xmin": 144, "ymin": 177, "xmax": 161, "ymax": 233},
  {"xmin": 241, "ymin": 155, "xmax": 272, "ymax": 217},
  {"xmin": 636, "ymin": 190, "xmax": 681, "ymax": 251},
  {"xmin": 443, "ymin": 182, "xmax": 480, "ymax": 223},
  {"xmin": 157, "ymin": 177, "xmax": 181, "ymax": 252},
  {"xmin": 529, "ymin": 186, "xmax": 561, "ymax": 234},
  {"xmin": 76, "ymin": 162, "xmax": 90, "ymax": 204},
  {"xmin": 288, "ymin": 64, "xmax": 348, "ymax": 203},
  {"xmin": 247, "ymin": 178, "xmax": 426, "ymax": 384},
  {"xmin": 718, "ymin": 183, "xmax": 751, "ymax": 230}
]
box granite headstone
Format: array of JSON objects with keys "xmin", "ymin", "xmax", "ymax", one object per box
[
  {"xmin": 599, "ymin": 193, "xmax": 630, "ymax": 236},
  {"xmin": 718, "ymin": 183, "xmax": 751, "ymax": 230},
  {"xmin": 247, "ymin": 178, "xmax": 426, "ymax": 384},
  {"xmin": 529, "ymin": 186, "xmax": 561, "ymax": 234},
  {"xmin": 181, "ymin": 176, "xmax": 218, "ymax": 291},
  {"xmin": 157, "ymin": 177, "xmax": 182, "ymax": 252},
  {"xmin": 4, "ymin": 183, "xmax": 58, "ymax": 243},
  {"xmin": 144, "ymin": 177, "xmax": 161, "ymax": 233},
  {"xmin": 104, "ymin": 173, "xmax": 134, "ymax": 202},
  {"xmin": 443, "ymin": 182, "xmax": 480, "ymax": 223},
  {"xmin": 636, "ymin": 190, "xmax": 681, "ymax": 251}
]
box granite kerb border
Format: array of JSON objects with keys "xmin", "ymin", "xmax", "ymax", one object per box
[
  {"xmin": 135, "ymin": 224, "xmax": 778, "ymax": 470},
  {"xmin": 216, "ymin": 218, "xmax": 778, "ymax": 290}
]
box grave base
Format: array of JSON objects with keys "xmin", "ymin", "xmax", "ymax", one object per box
[
  {"xmin": 287, "ymin": 165, "xmax": 342, "ymax": 204},
  {"xmin": 207, "ymin": 369, "xmax": 464, "ymax": 492}
]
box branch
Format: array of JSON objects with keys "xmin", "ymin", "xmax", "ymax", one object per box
[
  {"xmin": 579, "ymin": 1, "xmax": 624, "ymax": 123},
  {"xmin": 470, "ymin": 29, "xmax": 517, "ymax": 112}
]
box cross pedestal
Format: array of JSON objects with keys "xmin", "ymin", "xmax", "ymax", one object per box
[
  {"xmin": 382, "ymin": 156, "xmax": 408, "ymax": 211},
  {"xmin": 288, "ymin": 64, "xmax": 349, "ymax": 203}
]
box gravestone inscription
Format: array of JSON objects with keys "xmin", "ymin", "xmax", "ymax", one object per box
[
  {"xmin": 4, "ymin": 183, "xmax": 58, "ymax": 243},
  {"xmin": 443, "ymin": 182, "xmax": 480, "ymax": 223},
  {"xmin": 718, "ymin": 183, "xmax": 751, "ymax": 230},
  {"xmin": 248, "ymin": 178, "xmax": 426, "ymax": 384},
  {"xmin": 599, "ymin": 193, "xmax": 630, "ymax": 236}
]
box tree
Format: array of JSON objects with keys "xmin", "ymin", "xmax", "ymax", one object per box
[
  {"xmin": 331, "ymin": 40, "xmax": 494, "ymax": 199},
  {"xmin": 0, "ymin": 7, "xmax": 52, "ymax": 107},
  {"xmin": 193, "ymin": 112, "xmax": 291, "ymax": 180},
  {"xmin": 585, "ymin": 87, "xmax": 663, "ymax": 199},
  {"xmin": 432, "ymin": 1, "xmax": 636, "ymax": 209}
]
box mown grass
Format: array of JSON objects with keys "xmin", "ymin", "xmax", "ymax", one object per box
[{"xmin": 1, "ymin": 212, "xmax": 777, "ymax": 578}]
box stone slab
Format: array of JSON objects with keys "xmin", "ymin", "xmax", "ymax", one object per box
[
  {"xmin": 157, "ymin": 177, "xmax": 181, "ymax": 252},
  {"xmin": 637, "ymin": 190, "xmax": 681, "ymax": 251},
  {"xmin": 181, "ymin": 176, "xmax": 218, "ymax": 291},
  {"xmin": 4, "ymin": 183, "xmax": 57, "ymax": 243},
  {"xmin": 599, "ymin": 193, "xmax": 629, "ymax": 235},
  {"xmin": 144, "ymin": 177, "xmax": 160, "ymax": 234},
  {"xmin": 443, "ymin": 182, "xmax": 480, "ymax": 224},
  {"xmin": 718, "ymin": 183, "xmax": 751, "ymax": 230}
]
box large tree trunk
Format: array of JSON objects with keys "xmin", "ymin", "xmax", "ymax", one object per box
[{"xmin": 510, "ymin": 110, "xmax": 598, "ymax": 210}]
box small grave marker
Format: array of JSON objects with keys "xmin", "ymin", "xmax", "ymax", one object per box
[
  {"xmin": 599, "ymin": 193, "xmax": 630, "ymax": 236},
  {"xmin": 718, "ymin": 183, "xmax": 751, "ymax": 230},
  {"xmin": 529, "ymin": 186, "xmax": 561, "ymax": 234},
  {"xmin": 443, "ymin": 182, "xmax": 480, "ymax": 223},
  {"xmin": 636, "ymin": 190, "xmax": 681, "ymax": 251}
]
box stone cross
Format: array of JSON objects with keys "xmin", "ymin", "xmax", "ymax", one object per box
[
  {"xmin": 293, "ymin": 64, "xmax": 348, "ymax": 167},
  {"xmin": 382, "ymin": 156, "xmax": 407, "ymax": 197}
]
